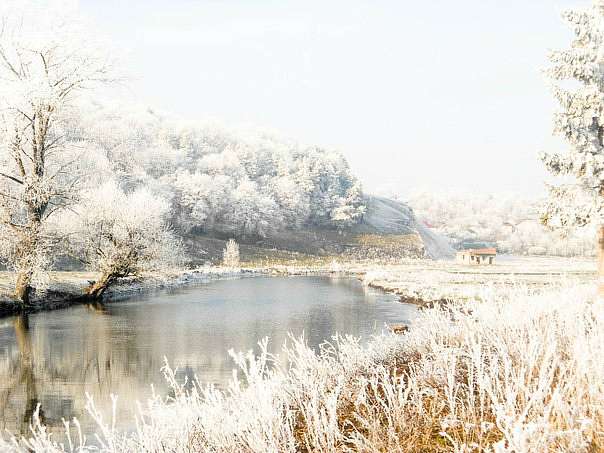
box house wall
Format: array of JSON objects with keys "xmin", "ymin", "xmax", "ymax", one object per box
[
  {"xmin": 457, "ymin": 253, "xmax": 495, "ymax": 265},
  {"xmin": 473, "ymin": 255, "xmax": 495, "ymax": 265}
]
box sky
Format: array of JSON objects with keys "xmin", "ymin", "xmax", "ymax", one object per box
[{"xmin": 79, "ymin": 0, "xmax": 588, "ymax": 197}]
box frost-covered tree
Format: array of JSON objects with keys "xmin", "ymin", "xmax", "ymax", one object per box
[
  {"xmin": 69, "ymin": 102, "xmax": 365, "ymax": 239},
  {"xmin": 0, "ymin": 2, "xmax": 112, "ymax": 303},
  {"xmin": 540, "ymin": 1, "xmax": 604, "ymax": 274},
  {"xmin": 330, "ymin": 180, "xmax": 365, "ymax": 227},
  {"xmin": 222, "ymin": 239, "xmax": 240, "ymax": 267},
  {"xmin": 68, "ymin": 182, "xmax": 182, "ymax": 299}
]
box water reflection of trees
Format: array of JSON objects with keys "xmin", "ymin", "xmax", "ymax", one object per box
[
  {"xmin": 0, "ymin": 278, "xmax": 413, "ymax": 437},
  {"xmin": 0, "ymin": 304, "xmax": 133, "ymax": 436},
  {"xmin": 0, "ymin": 300, "xmax": 265, "ymax": 437},
  {"xmin": 0, "ymin": 315, "xmax": 41, "ymax": 434}
]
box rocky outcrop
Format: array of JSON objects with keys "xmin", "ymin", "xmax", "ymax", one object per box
[{"xmin": 353, "ymin": 196, "xmax": 455, "ymax": 260}]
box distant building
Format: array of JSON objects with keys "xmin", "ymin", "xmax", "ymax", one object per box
[{"xmin": 456, "ymin": 248, "xmax": 497, "ymax": 265}]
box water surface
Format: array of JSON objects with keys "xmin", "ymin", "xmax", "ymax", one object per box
[{"xmin": 0, "ymin": 276, "xmax": 416, "ymax": 437}]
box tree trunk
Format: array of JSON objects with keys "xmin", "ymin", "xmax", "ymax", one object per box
[
  {"xmin": 13, "ymin": 216, "xmax": 42, "ymax": 305},
  {"xmin": 14, "ymin": 272, "xmax": 33, "ymax": 305},
  {"xmin": 599, "ymin": 225, "xmax": 604, "ymax": 298},
  {"xmin": 86, "ymin": 273, "xmax": 115, "ymax": 300}
]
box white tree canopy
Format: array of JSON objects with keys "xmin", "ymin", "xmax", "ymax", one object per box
[
  {"xmin": 408, "ymin": 191, "xmax": 595, "ymax": 256},
  {"xmin": 541, "ymin": 0, "xmax": 604, "ymax": 227},
  {"xmin": 0, "ymin": 0, "xmax": 113, "ymax": 300},
  {"xmin": 64, "ymin": 181, "xmax": 183, "ymax": 297},
  {"xmin": 69, "ymin": 101, "xmax": 366, "ymax": 239}
]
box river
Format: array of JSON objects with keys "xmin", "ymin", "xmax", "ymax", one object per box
[{"xmin": 0, "ymin": 275, "xmax": 417, "ymax": 439}]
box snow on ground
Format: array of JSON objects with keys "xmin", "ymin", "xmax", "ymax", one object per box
[
  {"xmin": 1, "ymin": 256, "xmax": 595, "ymax": 311},
  {"xmin": 360, "ymin": 255, "xmax": 596, "ymax": 304},
  {"xmin": 352, "ymin": 195, "xmax": 455, "ymax": 259},
  {"xmin": 414, "ymin": 220, "xmax": 456, "ymax": 260},
  {"xmin": 352, "ymin": 196, "xmax": 416, "ymax": 235},
  {"xmin": 266, "ymin": 255, "xmax": 596, "ymax": 306}
]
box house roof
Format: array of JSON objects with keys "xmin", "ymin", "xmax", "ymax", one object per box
[{"xmin": 457, "ymin": 248, "xmax": 497, "ymax": 256}]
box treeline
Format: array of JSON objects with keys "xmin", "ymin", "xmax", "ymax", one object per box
[
  {"xmin": 408, "ymin": 191, "xmax": 595, "ymax": 256},
  {"xmin": 0, "ymin": 3, "xmax": 364, "ymax": 303},
  {"xmin": 70, "ymin": 101, "xmax": 365, "ymax": 238}
]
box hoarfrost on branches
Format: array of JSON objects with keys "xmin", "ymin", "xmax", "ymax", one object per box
[
  {"xmin": 66, "ymin": 181, "xmax": 183, "ymax": 298},
  {"xmin": 409, "ymin": 191, "xmax": 595, "ymax": 256},
  {"xmin": 0, "ymin": 0, "xmax": 367, "ymax": 299},
  {"xmin": 0, "ymin": 0, "xmax": 113, "ymax": 302},
  {"xmin": 540, "ymin": 0, "xmax": 604, "ymax": 228},
  {"xmin": 70, "ymin": 103, "xmax": 366, "ymax": 239},
  {"xmin": 2, "ymin": 284, "xmax": 604, "ymax": 452}
]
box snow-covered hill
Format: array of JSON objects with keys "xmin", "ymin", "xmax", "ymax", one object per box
[
  {"xmin": 351, "ymin": 196, "xmax": 415, "ymax": 235},
  {"xmin": 185, "ymin": 195, "xmax": 455, "ymax": 263}
]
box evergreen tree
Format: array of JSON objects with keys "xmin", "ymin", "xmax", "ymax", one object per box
[{"xmin": 541, "ymin": 0, "xmax": 604, "ymax": 287}]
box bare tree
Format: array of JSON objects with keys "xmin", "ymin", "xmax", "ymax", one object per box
[{"xmin": 0, "ymin": 2, "xmax": 112, "ymax": 303}]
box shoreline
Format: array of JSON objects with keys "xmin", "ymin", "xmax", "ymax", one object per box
[
  {"xmin": 0, "ymin": 259, "xmax": 600, "ymax": 450},
  {"xmin": 2, "ymin": 280, "xmax": 597, "ymax": 451},
  {"xmin": 0, "ymin": 264, "xmax": 423, "ymax": 319},
  {"xmin": 0, "ymin": 256, "xmax": 597, "ymax": 318},
  {"xmin": 0, "ymin": 266, "xmax": 379, "ymax": 318},
  {"xmin": 0, "ymin": 267, "xmax": 263, "ymax": 318}
]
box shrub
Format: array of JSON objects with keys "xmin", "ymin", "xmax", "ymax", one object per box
[{"xmin": 222, "ymin": 239, "xmax": 240, "ymax": 267}]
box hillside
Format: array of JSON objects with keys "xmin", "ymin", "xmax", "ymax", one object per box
[
  {"xmin": 1, "ymin": 101, "xmax": 456, "ymax": 275},
  {"xmin": 183, "ymin": 195, "xmax": 455, "ymax": 264}
]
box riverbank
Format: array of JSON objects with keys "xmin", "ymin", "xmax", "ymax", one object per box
[
  {"xmin": 0, "ymin": 275, "xmax": 410, "ymax": 443},
  {"xmin": 263, "ymin": 255, "xmax": 597, "ymax": 306},
  {"xmin": 0, "ymin": 255, "xmax": 596, "ymax": 317}
]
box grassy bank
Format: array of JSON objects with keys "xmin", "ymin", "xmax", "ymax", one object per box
[{"xmin": 1, "ymin": 276, "xmax": 602, "ymax": 452}]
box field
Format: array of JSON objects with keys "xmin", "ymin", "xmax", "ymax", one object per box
[
  {"xmin": 360, "ymin": 255, "xmax": 596, "ymax": 304},
  {"xmin": 261, "ymin": 255, "xmax": 597, "ymax": 305}
]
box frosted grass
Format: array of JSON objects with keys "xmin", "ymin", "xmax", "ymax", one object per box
[{"xmin": 1, "ymin": 283, "xmax": 602, "ymax": 452}]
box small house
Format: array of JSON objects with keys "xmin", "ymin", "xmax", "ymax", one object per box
[{"xmin": 456, "ymin": 248, "xmax": 496, "ymax": 265}]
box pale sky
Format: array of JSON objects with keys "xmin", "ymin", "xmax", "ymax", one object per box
[{"xmin": 80, "ymin": 0, "xmax": 588, "ymax": 197}]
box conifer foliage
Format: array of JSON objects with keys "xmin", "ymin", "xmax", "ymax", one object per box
[{"xmin": 541, "ymin": 1, "xmax": 604, "ymax": 227}]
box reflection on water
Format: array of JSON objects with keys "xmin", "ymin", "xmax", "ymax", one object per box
[{"xmin": 0, "ymin": 276, "xmax": 416, "ymax": 437}]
